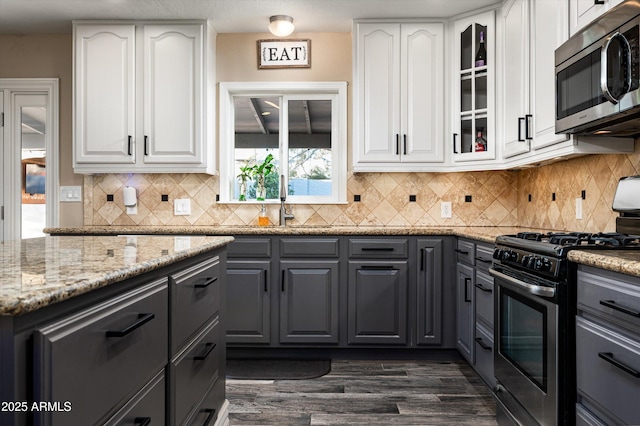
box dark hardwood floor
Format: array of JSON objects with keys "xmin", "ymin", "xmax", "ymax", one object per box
[{"xmin": 226, "ymin": 358, "xmax": 498, "ymax": 425}]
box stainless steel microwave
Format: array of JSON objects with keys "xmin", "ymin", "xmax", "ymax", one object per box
[{"xmin": 555, "ymin": 0, "xmax": 640, "ymax": 136}]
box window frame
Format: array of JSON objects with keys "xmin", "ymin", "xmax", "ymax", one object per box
[{"xmin": 219, "ymin": 81, "xmax": 347, "ymax": 204}]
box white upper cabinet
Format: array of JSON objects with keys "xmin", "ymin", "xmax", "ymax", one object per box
[
  {"xmin": 451, "ymin": 11, "xmax": 496, "ymax": 163},
  {"xmin": 353, "ymin": 21, "xmax": 444, "ymax": 172},
  {"xmin": 143, "ymin": 25, "xmax": 203, "ymax": 165},
  {"xmin": 73, "ymin": 21, "xmax": 215, "ymax": 174},
  {"xmin": 569, "ymin": 0, "xmax": 625, "ymax": 37},
  {"xmin": 74, "ymin": 24, "xmax": 136, "ymax": 165},
  {"xmin": 501, "ymin": 0, "xmax": 570, "ymax": 159}
]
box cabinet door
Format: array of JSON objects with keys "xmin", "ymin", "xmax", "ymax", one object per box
[
  {"xmin": 226, "ymin": 260, "xmax": 270, "ymax": 344},
  {"xmin": 279, "ymin": 260, "xmax": 339, "ymax": 344},
  {"xmin": 347, "ymin": 261, "xmax": 408, "ymax": 345},
  {"xmin": 530, "ymin": 0, "xmax": 570, "ymax": 150},
  {"xmin": 456, "ymin": 262, "xmax": 475, "ymax": 363},
  {"xmin": 401, "ymin": 23, "xmax": 444, "ymax": 163},
  {"xmin": 416, "ymin": 239, "xmax": 443, "ymax": 345},
  {"xmin": 143, "ymin": 24, "xmax": 203, "ymax": 164},
  {"xmin": 354, "ymin": 23, "xmax": 401, "ymax": 164},
  {"xmin": 451, "ymin": 11, "xmax": 496, "ymax": 162},
  {"xmin": 74, "ymin": 24, "xmax": 136, "ymax": 165},
  {"xmin": 501, "ymin": 0, "xmax": 531, "ymax": 158}
]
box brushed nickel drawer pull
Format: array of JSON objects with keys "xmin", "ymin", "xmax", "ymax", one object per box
[{"xmin": 106, "ymin": 313, "xmax": 155, "ymax": 338}]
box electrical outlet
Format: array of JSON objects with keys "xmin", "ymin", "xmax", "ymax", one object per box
[
  {"xmin": 575, "ymin": 198, "xmax": 583, "ymax": 220},
  {"xmin": 441, "ymin": 201, "xmax": 452, "ymax": 219},
  {"xmin": 174, "ymin": 199, "xmax": 191, "ymax": 216}
]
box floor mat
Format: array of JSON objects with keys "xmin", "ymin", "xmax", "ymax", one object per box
[{"xmin": 226, "ymin": 358, "xmax": 331, "ymax": 380}]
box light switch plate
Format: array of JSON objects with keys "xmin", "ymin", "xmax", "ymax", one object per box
[
  {"xmin": 60, "ymin": 186, "xmax": 82, "ymax": 202},
  {"xmin": 174, "ymin": 199, "xmax": 191, "ymax": 215}
]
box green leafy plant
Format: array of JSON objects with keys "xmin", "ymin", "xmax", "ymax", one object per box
[
  {"xmin": 236, "ymin": 162, "xmax": 253, "ymax": 201},
  {"xmin": 252, "ymin": 154, "xmax": 276, "ymax": 201}
]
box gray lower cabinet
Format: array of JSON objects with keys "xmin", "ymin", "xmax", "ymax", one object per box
[
  {"xmin": 226, "ymin": 235, "xmax": 455, "ymax": 349},
  {"xmin": 575, "ymin": 265, "xmax": 640, "ymax": 426},
  {"xmin": 280, "ymin": 260, "xmax": 340, "ymax": 343},
  {"xmin": 33, "ymin": 279, "xmax": 169, "ymax": 426},
  {"xmin": 1, "ymin": 248, "xmax": 227, "ymax": 426},
  {"xmin": 226, "ymin": 260, "xmax": 271, "ymax": 344},
  {"xmin": 226, "ymin": 236, "xmax": 272, "ymax": 345},
  {"xmin": 456, "ymin": 238, "xmax": 496, "ymax": 385},
  {"xmin": 347, "ymin": 260, "xmax": 409, "ymax": 345},
  {"xmin": 456, "ymin": 261, "xmax": 475, "ymax": 362},
  {"xmin": 416, "ymin": 238, "xmax": 443, "ymax": 345}
]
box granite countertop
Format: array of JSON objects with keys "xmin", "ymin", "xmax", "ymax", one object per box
[
  {"xmin": 43, "ymin": 225, "xmax": 640, "ymax": 278},
  {"xmin": 568, "ymin": 249, "xmax": 640, "ymax": 278},
  {"xmin": 45, "ymin": 225, "xmax": 534, "ymax": 245},
  {"xmin": 0, "ymin": 235, "xmax": 234, "ymax": 316}
]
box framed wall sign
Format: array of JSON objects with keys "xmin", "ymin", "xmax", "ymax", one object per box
[{"xmin": 258, "ymin": 39, "xmax": 311, "ymax": 69}]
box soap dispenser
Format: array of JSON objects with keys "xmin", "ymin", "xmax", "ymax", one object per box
[{"xmin": 258, "ymin": 204, "xmax": 269, "ymax": 226}]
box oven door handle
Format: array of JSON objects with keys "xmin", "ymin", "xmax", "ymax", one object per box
[{"xmin": 489, "ymin": 268, "xmax": 555, "ymax": 297}]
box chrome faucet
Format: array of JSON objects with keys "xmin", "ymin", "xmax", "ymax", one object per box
[{"xmin": 279, "ymin": 197, "xmax": 294, "ymax": 226}]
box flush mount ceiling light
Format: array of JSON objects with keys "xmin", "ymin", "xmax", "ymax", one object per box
[{"xmin": 268, "ymin": 15, "xmax": 295, "ymax": 37}]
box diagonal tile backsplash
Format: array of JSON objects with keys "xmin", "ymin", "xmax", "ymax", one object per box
[
  {"xmin": 84, "ymin": 170, "xmax": 519, "ymax": 228},
  {"xmin": 83, "ymin": 142, "xmax": 639, "ymax": 230}
]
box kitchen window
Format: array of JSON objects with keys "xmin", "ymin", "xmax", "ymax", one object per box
[{"xmin": 219, "ymin": 82, "xmax": 347, "ymax": 204}]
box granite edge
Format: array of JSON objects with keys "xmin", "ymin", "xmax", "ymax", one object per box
[{"xmin": 1, "ymin": 236, "xmax": 234, "ymax": 316}]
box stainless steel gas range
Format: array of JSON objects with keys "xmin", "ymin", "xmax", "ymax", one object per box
[{"xmin": 490, "ymin": 176, "xmax": 640, "ymax": 426}]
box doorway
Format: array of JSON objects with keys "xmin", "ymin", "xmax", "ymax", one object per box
[{"xmin": 1, "ymin": 78, "xmax": 59, "ymax": 241}]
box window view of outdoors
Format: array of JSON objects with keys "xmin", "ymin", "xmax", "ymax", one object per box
[{"xmin": 233, "ymin": 96, "xmax": 333, "ymax": 201}]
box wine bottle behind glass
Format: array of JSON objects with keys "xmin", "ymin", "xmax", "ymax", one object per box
[{"xmin": 475, "ymin": 31, "xmax": 486, "ymax": 67}]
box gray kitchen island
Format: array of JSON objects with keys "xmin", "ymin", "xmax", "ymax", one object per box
[{"xmin": 0, "ymin": 234, "xmax": 233, "ymax": 426}]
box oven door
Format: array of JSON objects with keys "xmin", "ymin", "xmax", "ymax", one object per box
[{"xmin": 490, "ymin": 266, "xmax": 559, "ymax": 426}]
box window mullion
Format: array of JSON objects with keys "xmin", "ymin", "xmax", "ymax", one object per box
[{"xmin": 280, "ymin": 95, "xmax": 289, "ymax": 198}]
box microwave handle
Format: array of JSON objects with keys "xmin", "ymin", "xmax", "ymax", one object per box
[{"xmin": 601, "ymin": 32, "xmax": 632, "ymax": 104}]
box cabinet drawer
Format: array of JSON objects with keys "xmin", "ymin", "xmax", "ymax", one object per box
[
  {"xmin": 171, "ymin": 256, "xmax": 221, "ymax": 355},
  {"xmin": 576, "ymin": 316, "xmax": 640, "ymax": 425},
  {"xmin": 182, "ymin": 378, "xmax": 223, "ymax": 426},
  {"xmin": 474, "ymin": 243, "xmax": 494, "ymax": 273},
  {"xmin": 455, "ymin": 239, "xmax": 475, "ymax": 265},
  {"xmin": 103, "ymin": 371, "xmax": 166, "ymax": 426},
  {"xmin": 280, "ymin": 238, "xmax": 340, "ymax": 258},
  {"xmin": 33, "ymin": 279, "xmax": 168, "ymax": 426},
  {"xmin": 173, "ymin": 317, "xmax": 220, "ymax": 425},
  {"xmin": 474, "ymin": 323, "xmax": 495, "ymax": 388},
  {"xmin": 475, "ymin": 270, "xmax": 494, "ymax": 328},
  {"xmin": 577, "ymin": 268, "xmax": 640, "ymax": 331},
  {"xmin": 227, "ymin": 238, "xmax": 271, "ymax": 258},
  {"xmin": 348, "ymin": 238, "xmax": 408, "ymax": 258}
]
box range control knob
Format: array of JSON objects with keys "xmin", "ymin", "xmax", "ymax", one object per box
[
  {"xmin": 535, "ymin": 257, "xmax": 552, "ymax": 272},
  {"xmin": 493, "ymin": 248, "xmax": 502, "ymax": 260},
  {"xmin": 502, "ymin": 250, "xmax": 517, "ymax": 262},
  {"xmin": 521, "ymin": 255, "xmax": 532, "ymax": 268}
]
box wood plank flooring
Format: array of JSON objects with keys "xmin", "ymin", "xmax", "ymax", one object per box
[{"xmin": 226, "ymin": 358, "xmax": 498, "ymax": 425}]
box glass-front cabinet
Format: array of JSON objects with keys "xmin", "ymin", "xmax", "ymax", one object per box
[{"xmin": 451, "ymin": 11, "xmax": 495, "ymax": 162}]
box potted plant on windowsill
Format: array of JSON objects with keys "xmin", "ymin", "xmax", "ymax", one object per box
[
  {"xmin": 252, "ymin": 154, "xmax": 275, "ymax": 201},
  {"xmin": 236, "ymin": 162, "xmax": 253, "ymax": 201}
]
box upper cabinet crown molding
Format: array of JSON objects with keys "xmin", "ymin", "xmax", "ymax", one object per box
[
  {"xmin": 352, "ymin": 20, "xmax": 445, "ymax": 172},
  {"xmin": 72, "ymin": 20, "xmax": 216, "ymax": 174}
]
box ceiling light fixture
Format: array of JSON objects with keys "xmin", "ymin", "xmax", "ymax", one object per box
[{"xmin": 269, "ymin": 15, "xmax": 295, "ymax": 37}]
